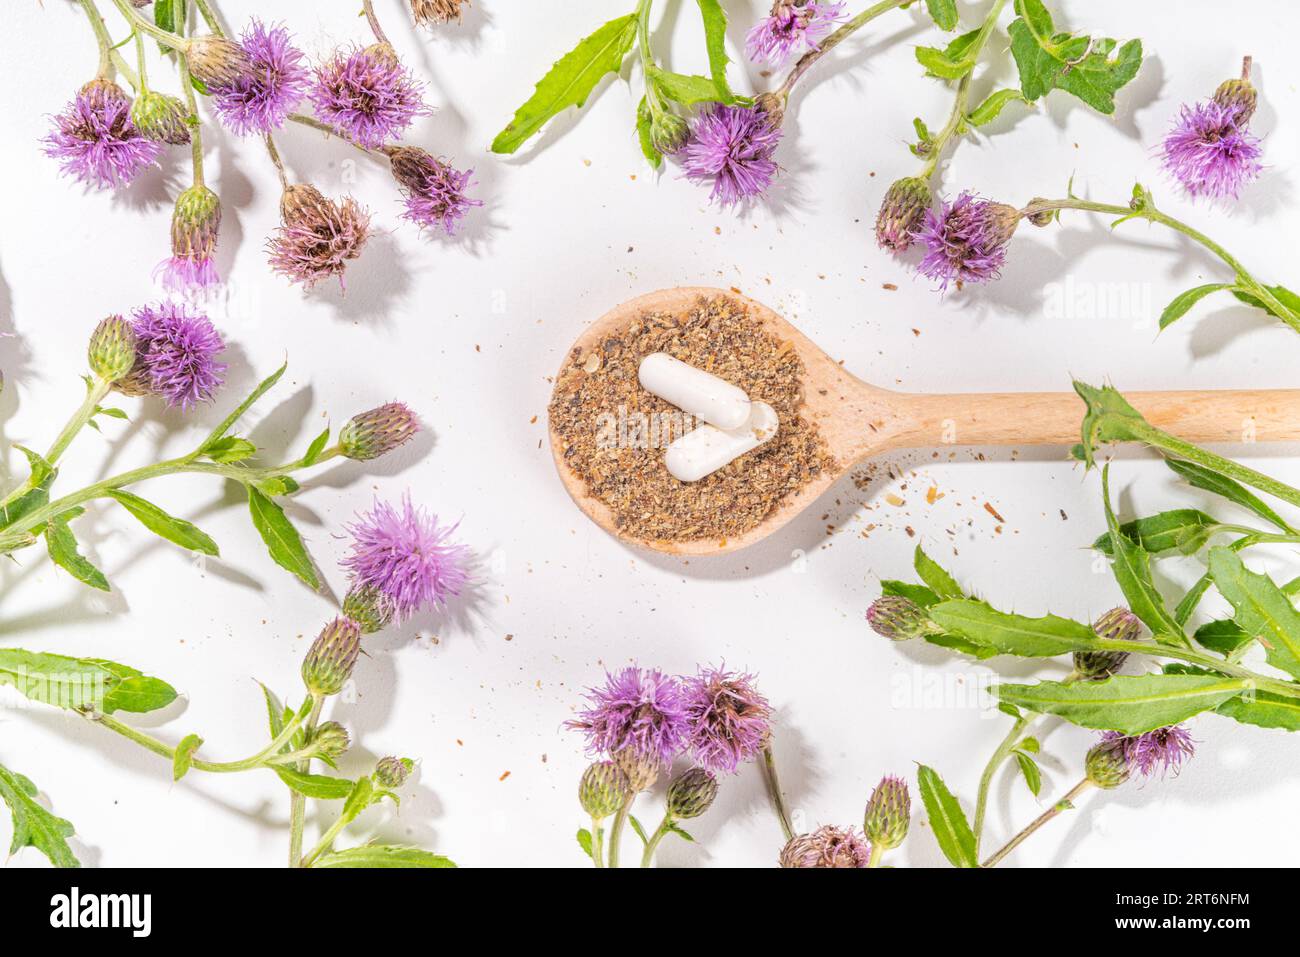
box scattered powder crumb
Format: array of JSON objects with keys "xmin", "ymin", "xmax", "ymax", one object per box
[
  {"xmin": 983, "ymin": 501, "xmax": 1006, "ymax": 523},
  {"xmin": 499, "ymin": 771, "xmax": 511, "ymax": 782},
  {"xmin": 548, "ymin": 294, "xmax": 833, "ymax": 543}
]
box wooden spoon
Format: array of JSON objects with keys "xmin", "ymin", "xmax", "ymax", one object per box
[{"xmin": 549, "ymin": 287, "xmax": 1300, "ymax": 556}]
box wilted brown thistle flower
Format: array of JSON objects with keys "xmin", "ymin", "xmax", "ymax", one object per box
[
  {"xmin": 267, "ymin": 184, "xmax": 371, "ymax": 290},
  {"xmin": 409, "ymin": 0, "xmax": 469, "ymax": 25},
  {"xmin": 779, "ymin": 825, "xmax": 871, "ymax": 868}
]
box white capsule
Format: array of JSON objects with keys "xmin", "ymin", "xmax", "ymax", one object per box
[
  {"xmin": 665, "ymin": 402, "xmax": 779, "ymax": 482},
  {"xmin": 637, "ymin": 352, "xmax": 751, "ymax": 430}
]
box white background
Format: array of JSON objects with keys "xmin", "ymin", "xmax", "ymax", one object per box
[{"xmin": 2, "ymin": 0, "xmax": 1298, "ymax": 868}]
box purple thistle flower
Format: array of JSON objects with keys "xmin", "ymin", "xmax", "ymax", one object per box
[
  {"xmin": 309, "ymin": 43, "xmax": 431, "ymax": 150},
  {"xmin": 779, "ymin": 825, "xmax": 871, "ymax": 868},
  {"xmin": 1101, "ymin": 725, "xmax": 1196, "ymax": 779},
  {"xmin": 157, "ymin": 185, "xmax": 222, "ymax": 293},
  {"xmin": 913, "ymin": 191, "xmax": 1020, "ymax": 290},
  {"xmin": 681, "ymin": 104, "xmax": 783, "ymax": 207},
  {"xmin": 209, "ymin": 20, "xmax": 309, "ymax": 135},
  {"xmin": 746, "ymin": 1, "xmax": 845, "ymax": 68},
  {"xmin": 681, "ymin": 665, "xmax": 772, "ymax": 774},
  {"xmin": 342, "ymin": 494, "xmax": 471, "ymax": 622},
  {"xmin": 566, "ymin": 667, "xmax": 690, "ymax": 768},
  {"xmin": 124, "ymin": 303, "xmax": 227, "ymax": 409},
  {"xmin": 158, "ymin": 257, "xmax": 220, "ymax": 292},
  {"xmin": 1161, "ymin": 99, "xmax": 1262, "ymax": 201},
  {"xmin": 42, "ymin": 79, "xmax": 162, "ymax": 190},
  {"xmin": 388, "ymin": 147, "xmax": 482, "ymax": 236}
]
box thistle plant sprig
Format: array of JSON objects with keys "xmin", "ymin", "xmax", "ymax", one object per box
[
  {"xmin": 0, "ymin": 308, "xmax": 427, "ymax": 593},
  {"xmin": 877, "ymin": 0, "xmax": 1145, "ymax": 249},
  {"xmin": 909, "ymin": 0, "xmax": 1013, "ymax": 181},
  {"xmin": 0, "ymin": 626, "xmax": 453, "ymax": 868},
  {"xmin": 1019, "ymin": 187, "xmax": 1300, "ymax": 335},
  {"xmin": 0, "ymin": 379, "xmax": 467, "ymax": 868},
  {"xmin": 569, "ymin": 664, "xmax": 777, "ymax": 867},
  {"xmin": 868, "ymin": 382, "xmax": 1300, "ymax": 867},
  {"xmin": 491, "ymin": 0, "xmax": 742, "ymax": 165},
  {"xmin": 765, "ymin": 0, "xmax": 911, "ymax": 105},
  {"xmin": 52, "ymin": 0, "xmax": 479, "ymax": 293}
]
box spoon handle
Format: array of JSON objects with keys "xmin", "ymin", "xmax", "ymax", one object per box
[{"xmin": 885, "ymin": 389, "xmax": 1300, "ymax": 449}]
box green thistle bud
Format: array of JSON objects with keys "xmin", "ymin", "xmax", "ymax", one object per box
[
  {"xmin": 170, "ymin": 185, "xmax": 222, "ymax": 270},
  {"xmin": 310, "ymin": 721, "xmax": 351, "ymax": 762},
  {"xmin": 1075, "ymin": 606, "xmax": 1140, "ymax": 679},
  {"xmin": 340, "ymin": 402, "xmax": 419, "ymax": 461},
  {"xmin": 301, "ymin": 617, "xmax": 362, "ymax": 697},
  {"xmin": 1085, "ymin": 739, "xmax": 1131, "ymax": 790},
  {"xmin": 374, "ymin": 755, "xmax": 414, "ymax": 789},
  {"xmin": 874, "ymin": 176, "xmax": 932, "ymax": 251},
  {"xmin": 866, "ymin": 596, "xmax": 938, "ymax": 642},
  {"xmin": 613, "ymin": 747, "xmax": 660, "ymax": 792},
  {"xmin": 88, "ymin": 315, "xmax": 138, "ymax": 382},
  {"xmin": 579, "ymin": 761, "xmax": 630, "ymax": 820},
  {"xmin": 187, "ymin": 35, "xmax": 254, "ymax": 89},
  {"xmin": 1213, "ymin": 57, "xmax": 1257, "ymax": 124},
  {"xmin": 131, "ymin": 90, "xmax": 192, "ymax": 145},
  {"xmin": 342, "ymin": 586, "xmax": 394, "ymax": 634},
  {"xmin": 666, "ymin": 767, "xmax": 718, "ymax": 820},
  {"xmin": 650, "ymin": 111, "xmax": 689, "ymax": 155},
  {"xmin": 1025, "ymin": 198, "xmax": 1056, "ymax": 227},
  {"xmin": 862, "ymin": 774, "xmax": 910, "ymax": 850}
]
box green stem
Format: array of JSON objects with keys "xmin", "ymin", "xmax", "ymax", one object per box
[
  {"xmin": 109, "ymin": 48, "xmax": 140, "ymax": 89},
  {"xmin": 866, "ymin": 843, "xmax": 885, "ymax": 867},
  {"xmin": 639, "ymin": 813, "xmax": 673, "ymax": 867},
  {"xmin": 288, "ymin": 695, "xmax": 324, "ymax": 868},
  {"xmin": 1129, "ymin": 421, "xmax": 1300, "ymax": 513},
  {"xmin": 1094, "ymin": 636, "xmax": 1300, "ymax": 699},
  {"xmin": 973, "ymin": 670, "xmax": 1080, "ymax": 851},
  {"xmin": 193, "ymin": 0, "xmax": 223, "ymax": 34},
  {"xmin": 133, "ymin": 27, "xmax": 149, "ymax": 90},
  {"xmin": 981, "ymin": 778, "xmax": 1092, "ymax": 868},
  {"xmin": 109, "ymin": 0, "xmax": 188, "ymax": 49},
  {"xmin": 917, "ymin": 0, "xmax": 1008, "ymax": 178},
  {"xmin": 361, "ymin": 0, "xmax": 391, "ymax": 46},
  {"xmin": 590, "ymin": 817, "xmax": 605, "ymax": 868},
  {"xmin": 87, "ymin": 708, "xmax": 305, "ymax": 773},
  {"xmin": 78, "ymin": 0, "xmax": 115, "ymax": 78},
  {"xmin": 0, "ymin": 446, "xmax": 341, "ymax": 546},
  {"xmin": 760, "ymin": 742, "xmax": 795, "ymax": 843},
  {"xmin": 775, "ymin": 0, "xmax": 910, "ymax": 99},
  {"xmin": 300, "ymin": 798, "xmax": 349, "ymax": 868},
  {"xmin": 286, "ymin": 113, "xmax": 385, "ymax": 157},
  {"xmin": 972, "ymin": 713, "xmax": 1030, "ymax": 851},
  {"xmin": 606, "ymin": 792, "xmax": 634, "ymax": 868},
  {"xmin": 44, "ymin": 378, "xmax": 112, "ymax": 467},
  {"xmin": 265, "ymin": 134, "xmax": 289, "ymax": 190},
  {"xmin": 1021, "ymin": 197, "xmax": 1300, "ymax": 334},
  {"xmin": 173, "ymin": 12, "xmax": 205, "ymax": 188},
  {"xmin": 635, "ymin": 0, "xmax": 664, "ymax": 116}
]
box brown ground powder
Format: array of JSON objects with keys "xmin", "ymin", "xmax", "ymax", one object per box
[{"xmin": 549, "ymin": 294, "xmax": 834, "ymax": 543}]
